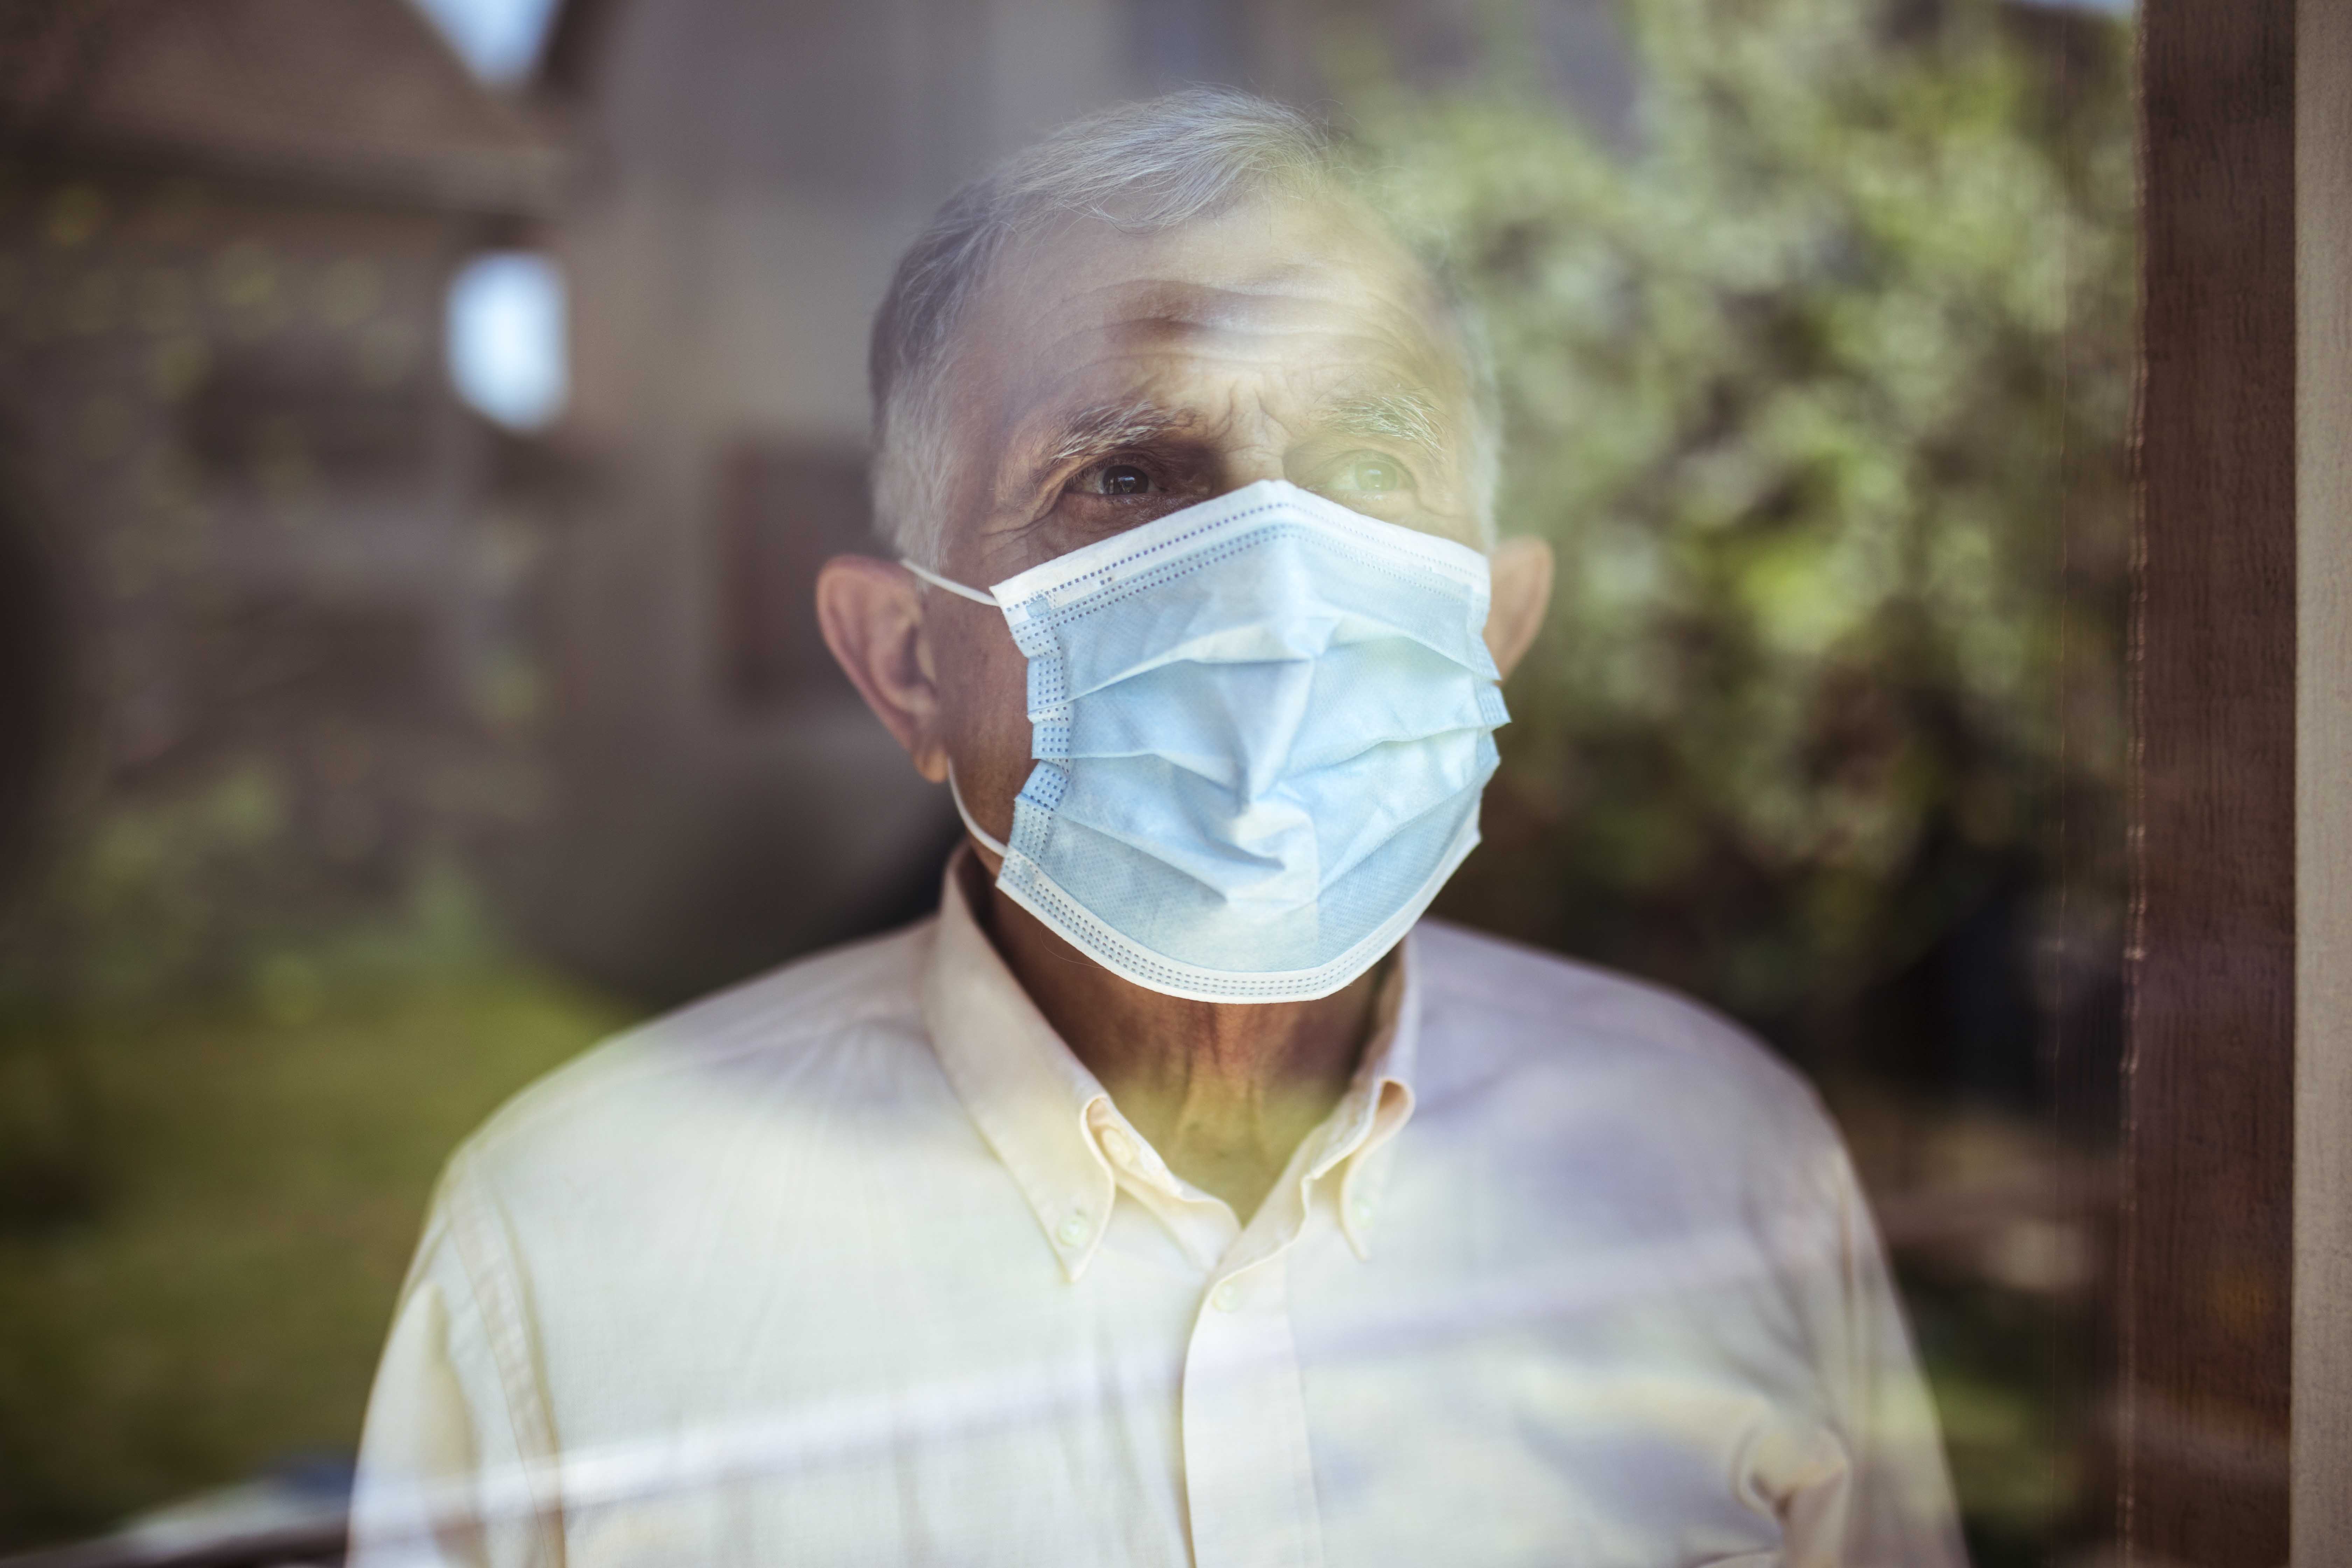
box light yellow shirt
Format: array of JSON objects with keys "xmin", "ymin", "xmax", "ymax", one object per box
[{"xmin": 350, "ymin": 857, "xmax": 1964, "ymax": 1567}]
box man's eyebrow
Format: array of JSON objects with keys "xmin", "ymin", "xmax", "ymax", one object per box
[
  {"xmin": 1318, "ymin": 388, "xmax": 1448, "ymax": 456},
  {"xmin": 1040, "ymin": 399, "xmax": 1199, "ymax": 469}
]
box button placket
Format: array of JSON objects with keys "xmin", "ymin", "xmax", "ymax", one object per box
[{"xmin": 1181, "ymin": 1253, "xmax": 1324, "ymax": 1567}]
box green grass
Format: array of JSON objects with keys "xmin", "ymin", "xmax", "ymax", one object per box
[{"xmin": 0, "ymin": 964, "xmax": 632, "ymax": 1550}]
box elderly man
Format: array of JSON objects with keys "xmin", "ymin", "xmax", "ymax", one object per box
[{"xmin": 351, "ymin": 91, "xmax": 1963, "ymax": 1567}]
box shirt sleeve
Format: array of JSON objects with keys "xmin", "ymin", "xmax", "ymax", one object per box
[
  {"xmin": 1776, "ymin": 1140, "xmax": 1970, "ymax": 1568},
  {"xmin": 348, "ymin": 1150, "xmax": 566, "ymax": 1568}
]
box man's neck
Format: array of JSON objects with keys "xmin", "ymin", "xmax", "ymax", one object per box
[{"xmin": 961, "ymin": 854, "xmax": 1379, "ymax": 1224}]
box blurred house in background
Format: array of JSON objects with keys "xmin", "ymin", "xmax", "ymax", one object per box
[
  {"xmin": 0, "ymin": 0, "xmax": 565, "ymax": 1006},
  {"xmin": 0, "ymin": 0, "xmax": 1641, "ymax": 1011}
]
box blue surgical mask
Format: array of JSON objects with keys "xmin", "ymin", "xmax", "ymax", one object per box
[{"xmin": 905, "ymin": 479, "xmax": 1508, "ymax": 1004}]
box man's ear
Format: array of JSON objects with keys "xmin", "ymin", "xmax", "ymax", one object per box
[
  {"xmin": 1485, "ymin": 535, "xmax": 1554, "ymax": 679},
  {"xmin": 815, "ymin": 555, "xmax": 952, "ymax": 782}
]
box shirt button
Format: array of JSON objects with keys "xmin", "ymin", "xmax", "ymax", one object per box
[
  {"xmin": 1057, "ymin": 1212, "xmax": 1090, "ymax": 1246},
  {"xmin": 1100, "ymin": 1127, "xmax": 1136, "ymax": 1165},
  {"xmin": 1212, "ymin": 1281, "xmax": 1240, "ymax": 1312}
]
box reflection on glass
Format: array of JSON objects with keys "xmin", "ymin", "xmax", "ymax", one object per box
[{"xmin": 0, "ymin": 1, "xmax": 2135, "ymax": 1565}]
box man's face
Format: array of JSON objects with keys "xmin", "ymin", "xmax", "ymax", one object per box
[
  {"xmin": 939, "ymin": 194, "xmax": 1486, "ymax": 580},
  {"xmin": 918, "ymin": 195, "xmax": 1495, "ymax": 839}
]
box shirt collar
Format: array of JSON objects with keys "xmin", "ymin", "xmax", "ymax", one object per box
[{"xmin": 920, "ymin": 848, "xmax": 1420, "ymax": 1280}]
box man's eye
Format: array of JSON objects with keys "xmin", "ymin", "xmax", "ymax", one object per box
[
  {"xmin": 1082, "ymin": 463, "xmax": 1154, "ymax": 496},
  {"xmin": 1334, "ymin": 454, "xmax": 1408, "ymax": 495}
]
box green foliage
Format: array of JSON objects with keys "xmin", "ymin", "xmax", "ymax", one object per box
[
  {"xmin": 0, "ymin": 964, "xmax": 630, "ymax": 1549},
  {"xmin": 1365, "ymin": 0, "xmax": 2134, "ymax": 1028},
  {"xmin": 17, "ymin": 763, "xmax": 292, "ymax": 1015},
  {"xmin": 0, "ymin": 758, "xmax": 518, "ymax": 1232}
]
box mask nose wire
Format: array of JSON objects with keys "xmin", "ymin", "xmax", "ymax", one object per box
[{"xmin": 901, "ymin": 559, "xmax": 999, "ymax": 606}]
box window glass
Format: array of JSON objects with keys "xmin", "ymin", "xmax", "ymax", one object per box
[{"xmin": 0, "ymin": 1, "xmax": 2139, "ymax": 1564}]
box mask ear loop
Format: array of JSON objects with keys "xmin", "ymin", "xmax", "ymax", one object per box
[
  {"xmin": 945, "ymin": 763, "xmax": 1012, "ymax": 862},
  {"xmin": 901, "ymin": 559, "xmax": 999, "ymax": 607},
  {"xmin": 904, "ymin": 561, "xmax": 1014, "ymax": 861}
]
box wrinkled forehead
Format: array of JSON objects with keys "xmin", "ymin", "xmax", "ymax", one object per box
[{"xmin": 950, "ymin": 194, "xmax": 1473, "ymax": 432}]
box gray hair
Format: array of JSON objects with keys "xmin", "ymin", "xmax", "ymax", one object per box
[{"xmin": 867, "ymin": 88, "xmax": 1500, "ymax": 567}]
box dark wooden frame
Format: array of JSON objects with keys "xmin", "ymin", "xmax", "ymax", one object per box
[{"xmin": 2123, "ymin": 0, "xmax": 2307, "ymax": 1560}]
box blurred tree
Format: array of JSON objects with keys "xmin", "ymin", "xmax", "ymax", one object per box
[{"xmin": 1362, "ymin": 0, "xmax": 2134, "ymax": 1082}]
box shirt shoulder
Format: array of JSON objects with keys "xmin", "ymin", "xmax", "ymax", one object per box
[
  {"xmin": 454, "ymin": 916, "xmax": 946, "ymax": 1192},
  {"xmin": 1409, "ymin": 919, "xmax": 1844, "ymax": 1173}
]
